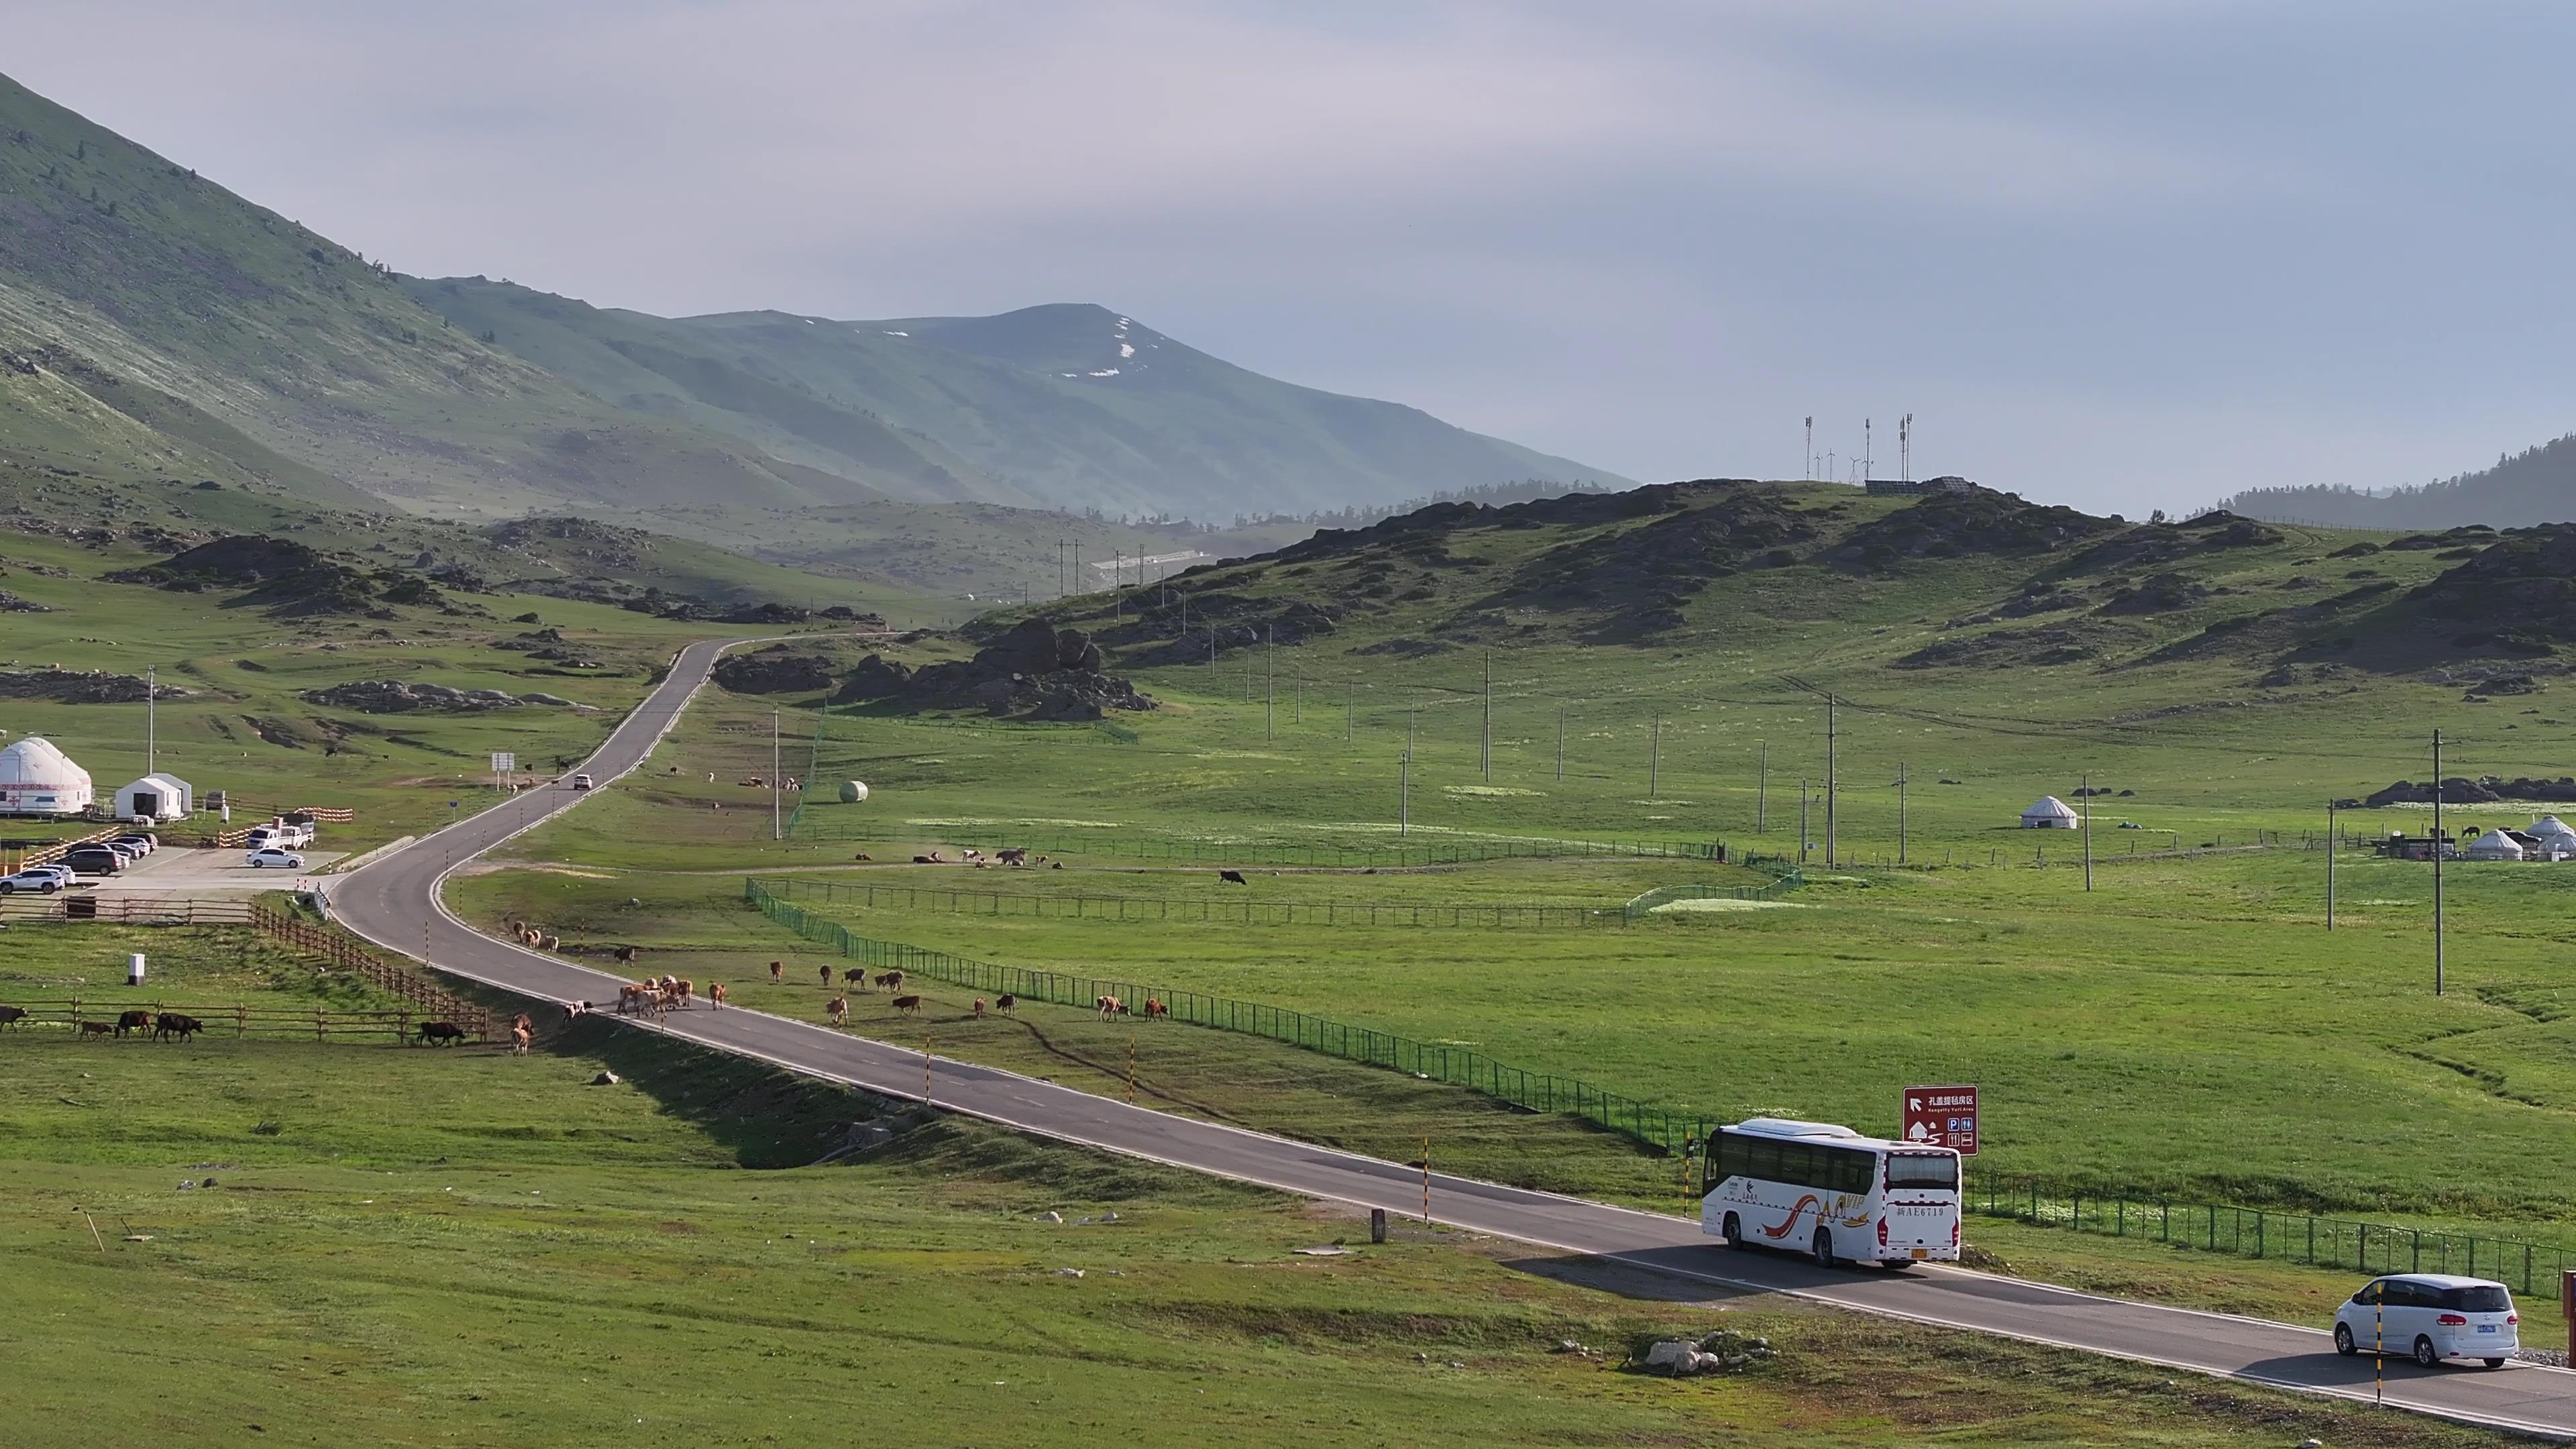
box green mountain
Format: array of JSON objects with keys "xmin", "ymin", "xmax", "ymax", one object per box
[
  {"xmin": 2226, "ymin": 434, "xmax": 2576, "ymax": 531},
  {"xmin": 406, "ymin": 282, "xmax": 1627, "ymax": 519}
]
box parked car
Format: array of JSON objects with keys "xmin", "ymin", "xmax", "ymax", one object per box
[
  {"xmin": 245, "ymin": 848, "xmax": 307, "ymax": 869},
  {"xmin": 60, "ymin": 848, "xmax": 125, "ymax": 875},
  {"xmin": 100, "ymin": 840, "xmax": 148, "ymax": 862},
  {"xmin": 0, "ymin": 868, "xmax": 64, "ymax": 894},
  {"xmin": 570, "ymin": 773, "xmax": 594, "ymax": 791},
  {"xmin": 108, "ymin": 833, "xmax": 158, "ymax": 854},
  {"xmin": 2334, "ymin": 1275, "xmax": 2518, "ymax": 1368}
]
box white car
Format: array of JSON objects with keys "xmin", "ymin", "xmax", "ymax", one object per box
[
  {"xmin": 245, "ymin": 848, "xmax": 307, "ymax": 869},
  {"xmin": 2334, "ymin": 1274, "xmax": 2518, "ymax": 1368},
  {"xmin": 0, "ymin": 868, "xmax": 64, "ymax": 894},
  {"xmin": 569, "ymin": 773, "xmax": 594, "ymax": 790}
]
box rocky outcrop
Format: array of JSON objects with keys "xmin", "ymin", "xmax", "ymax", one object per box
[
  {"xmin": 711, "ymin": 646, "xmax": 839, "ymax": 694},
  {"xmin": 2365, "ymin": 775, "xmax": 2576, "ymax": 806},
  {"xmin": 0, "ymin": 669, "xmax": 191, "ymax": 703},
  {"xmin": 300, "ymin": 680, "xmax": 576, "ymax": 712},
  {"xmin": 855, "ymin": 618, "xmax": 1154, "ymax": 719}
]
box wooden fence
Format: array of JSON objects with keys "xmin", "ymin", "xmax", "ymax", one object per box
[
  {"xmin": 248, "ymin": 906, "xmax": 492, "ymax": 1032},
  {"xmin": 1, "ymin": 1002, "xmax": 478, "ymax": 1044},
  {"xmin": 0, "ymin": 894, "xmax": 256, "ymax": 924}
]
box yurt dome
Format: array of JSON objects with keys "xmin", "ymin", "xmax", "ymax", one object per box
[
  {"xmin": 0, "ymin": 736, "xmax": 94, "ymax": 816},
  {"xmin": 2465, "ymin": 827, "xmax": 2527, "ymax": 861},
  {"xmin": 2019, "ymin": 796, "xmax": 2080, "ymax": 829},
  {"xmin": 2530, "ymin": 814, "xmax": 2576, "ymax": 847}
]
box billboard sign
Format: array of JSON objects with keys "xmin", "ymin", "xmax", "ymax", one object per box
[
  {"xmin": 1901, "ymin": 1085, "xmax": 1978, "ymax": 1155},
  {"xmin": 490, "ymin": 751, "xmax": 516, "ymax": 775}
]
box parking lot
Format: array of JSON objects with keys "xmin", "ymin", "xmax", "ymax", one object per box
[{"xmin": 52, "ymin": 845, "xmax": 347, "ymax": 896}]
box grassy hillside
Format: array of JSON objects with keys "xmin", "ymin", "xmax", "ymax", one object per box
[{"xmin": 0, "ymin": 74, "xmax": 887, "ymax": 514}]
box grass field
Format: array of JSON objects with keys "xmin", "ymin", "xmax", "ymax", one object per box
[{"xmin": 0, "ymin": 919, "xmax": 2520, "ymax": 1448}]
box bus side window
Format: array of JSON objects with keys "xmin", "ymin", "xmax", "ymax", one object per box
[
  {"xmin": 1835, "ymin": 1149, "xmax": 1872, "ymax": 1195},
  {"xmin": 1715, "ymin": 1134, "xmax": 1748, "ymax": 1183},
  {"xmin": 1746, "ymin": 1139, "xmax": 1782, "ymax": 1181}
]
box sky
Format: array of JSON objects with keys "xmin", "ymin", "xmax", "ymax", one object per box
[{"xmin": 10, "ymin": 1, "xmax": 2575, "ymax": 515}]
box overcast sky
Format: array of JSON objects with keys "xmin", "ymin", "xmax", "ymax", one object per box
[{"xmin": 12, "ymin": 2, "xmax": 2573, "ymax": 513}]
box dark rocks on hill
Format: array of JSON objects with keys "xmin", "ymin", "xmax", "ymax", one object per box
[
  {"xmin": 712, "ymin": 645, "xmax": 840, "ymax": 695},
  {"xmin": 1835, "ymin": 490, "xmax": 2118, "ymax": 572},
  {"xmin": 817, "ymin": 606, "xmax": 889, "ymax": 626},
  {"xmin": 2096, "ymin": 572, "xmax": 2212, "ymax": 615},
  {"xmin": 718, "ymin": 602, "xmax": 811, "ymax": 625},
  {"xmin": 0, "ymin": 591, "xmax": 50, "ymax": 612},
  {"xmin": 2400, "ymin": 525, "xmax": 2576, "ymax": 649},
  {"xmin": 2364, "ymin": 776, "xmax": 2576, "ymax": 807},
  {"xmin": 107, "ymin": 534, "xmax": 435, "ymax": 618},
  {"xmin": 832, "ymin": 653, "xmax": 914, "ymax": 703},
  {"xmin": 485, "ymin": 516, "xmax": 651, "ymax": 569},
  {"xmin": 300, "ymin": 680, "xmax": 568, "ymax": 712},
  {"xmin": 1494, "ymin": 489, "xmax": 1815, "ymax": 637},
  {"xmin": 0, "ymin": 669, "xmax": 191, "ymax": 703},
  {"xmin": 855, "ymin": 617, "xmax": 1153, "ymax": 719}
]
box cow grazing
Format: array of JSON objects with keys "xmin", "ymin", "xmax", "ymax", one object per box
[
  {"xmin": 1144, "ymin": 999, "xmax": 1169, "ymax": 1020},
  {"xmin": 960, "ymin": 849, "xmax": 983, "ymax": 863},
  {"xmin": 511, "ymin": 1018, "xmax": 533, "ymax": 1055},
  {"xmin": 78, "ymin": 1019, "xmax": 115, "ymax": 1038},
  {"xmin": 416, "ymin": 1020, "xmax": 467, "ymax": 1046},
  {"xmin": 843, "ymin": 967, "xmax": 869, "ymax": 987},
  {"xmin": 1218, "ymin": 869, "xmax": 1248, "ymax": 885},
  {"xmin": 827, "ymin": 995, "xmax": 848, "ymax": 1027},
  {"xmin": 971, "ymin": 997, "xmax": 987, "ymax": 1018},
  {"xmin": 613, "ymin": 945, "xmax": 639, "ymax": 965},
  {"xmin": 818, "ymin": 963, "xmax": 833, "ymax": 987},
  {"xmin": 996, "ymin": 848, "xmax": 1028, "ymax": 867},
  {"xmin": 154, "ymin": 1013, "xmax": 206, "ymax": 1042},
  {"xmin": 890, "ymin": 994, "xmax": 923, "ymax": 1015},
  {"xmin": 994, "ymin": 994, "xmax": 1016, "ymax": 1015},
  {"xmin": 0, "ymin": 1004, "xmax": 24, "ymax": 1028},
  {"xmin": 117, "ymin": 1008, "xmax": 156, "ymax": 1037},
  {"xmin": 1096, "ymin": 995, "xmax": 1127, "ymax": 1020},
  {"xmin": 543, "ymin": 933, "xmax": 564, "ymax": 951},
  {"xmin": 770, "ymin": 960, "xmax": 784, "ymax": 982},
  {"xmin": 708, "ymin": 983, "xmax": 727, "ymax": 1010},
  {"xmin": 911, "ymin": 854, "xmax": 936, "ymax": 865},
  {"xmin": 873, "ymin": 970, "xmax": 904, "ymax": 992},
  {"xmin": 853, "ymin": 853, "xmax": 872, "ymax": 862},
  {"xmin": 1050, "ymin": 861, "xmax": 1064, "ymax": 870}
]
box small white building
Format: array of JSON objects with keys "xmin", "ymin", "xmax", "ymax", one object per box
[
  {"xmin": 2020, "ymin": 796, "xmax": 2080, "ymax": 830},
  {"xmin": 2465, "ymin": 827, "xmax": 2527, "ymax": 861},
  {"xmin": 113, "ymin": 771, "xmax": 194, "ymax": 822},
  {"xmin": 2527, "ymin": 815, "xmax": 2576, "ymax": 860},
  {"xmin": 0, "ymin": 736, "xmax": 94, "ymax": 816}
]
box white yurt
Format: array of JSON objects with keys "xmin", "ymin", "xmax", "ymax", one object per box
[
  {"xmin": 113, "ymin": 772, "xmax": 194, "ymax": 822},
  {"xmin": 2465, "ymin": 827, "xmax": 2527, "ymax": 861},
  {"xmin": 2528, "ymin": 815, "xmax": 2576, "ymax": 859},
  {"xmin": 2019, "ymin": 796, "xmax": 2080, "ymax": 830},
  {"xmin": 0, "ymin": 736, "xmax": 94, "ymax": 816}
]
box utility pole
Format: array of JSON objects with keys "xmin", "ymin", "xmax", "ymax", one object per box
[
  {"xmin": 2326, "ymin": 800, "xmax": 2337, "ymax": 931},
  {"xmin": 1058, "ymin": 538, "xmax": 1065, "ymax": 597},
  {"xmin": 1265, "ymin": 627, "xmax": 1275, "ymax": 741},
  {"xmin": 1897, "ymin": 761, "xmax": 1908, "ymax": 865},
  {"xmin": 771, "ymin": 709, "xmax": 782, "ymax": 842},
  {"xmin": 1073, "ymin": 541, "xmax": 1081, "ymax": 592},
  {"xmin": 1805, "ymin": 416, "xmax": 1813, "ymax": 480},
  {"xmin": 1481, "ymin": 651, "xmax": 1492, "ymax": 782},
  {"xmin": 1824, "ymin": 694, "xmax": 1837, "ymax": 868},
  {"xmin": 1757, "ymin": 740, "xmax": 1768, "ymax": 833},
  {"xmin": 2081, "ymin": 771, "xmax": 2093, "ymax": 892},
  {"xmin": 1401, "ymin": 705, "xmax": 1414, "ymax": 837},
  {"xmin": 1556, "ymin": 708, "xmax": 1565, "ymax": 782},
  {"xmin": 2433, "ymin": 729, "xmax": 2445, "ymax": 996},
  {"xmin": 146, "ymin": 665, "xmax": 156, "ymax": 775},
  {"xmin": 1294, "ymin": 661, "xmax": 1303, "ymax": 724},
  {"xmin": 1347, "ymin": 675, "xmax": 1355, "ymax": 743},
  {"xmin": 1208, "ymin": 621, "xmax": 1217, "ymax": 667},
  {"xmin": 1648, "ymin": 712, "xmax": 1661, "ymax": 799},
  {"xmin": 1799, "ymin": 778, "xmax": 1810, "ymax": 863}
]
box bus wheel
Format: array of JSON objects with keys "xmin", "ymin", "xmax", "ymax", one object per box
[
  {"xmin": 1722, "ymin": 1213, "xmax": 1748, "ymax": 1250},
  {"xmin": 1811, "ymin": 1227, "xmax": 1838, "ymax": 1268}
]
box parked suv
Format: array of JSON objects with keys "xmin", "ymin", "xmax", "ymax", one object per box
[
  {"xmin": 2335, "ymin": 1275, "xmax": 2518, "ymax": 1368},
  {"xmin": 61, "ymin": 847, "xmax": 125, "ymax": 875},
  {"xmin": 0, "ymin": 867, "xmax": 64, "ymax": 894}
]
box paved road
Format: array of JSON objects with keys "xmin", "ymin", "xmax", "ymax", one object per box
[{"xmin": 331, "ymin": 638, "xmax": 2576, "ymax": 1440}]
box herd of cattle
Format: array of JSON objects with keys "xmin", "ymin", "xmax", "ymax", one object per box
[{"xmin": 0, "ymin": 1004, "xmax": 209, "ymax": 1040}]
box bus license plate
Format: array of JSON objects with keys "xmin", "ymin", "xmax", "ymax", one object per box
[{"xmin": 1911, "ymin": 1248, "xmax": 1929, "ymax": 1259}]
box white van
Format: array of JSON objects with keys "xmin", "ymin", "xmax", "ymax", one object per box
[{"xmin": 2334, "ymin": 1275, "xmax": 2518, "ymax": 1368}]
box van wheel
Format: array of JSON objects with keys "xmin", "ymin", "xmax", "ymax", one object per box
[
  {"xmin": 1721, "ymin": 1212, "xmax": 1748, "ymax": 1250},
  {"xmin": 1811, "ymin": 1226, "xmax": 1837, "ymax": 1268},
  {"xmin": 2483, "ymin": 1357, "xmax": 2507, "ymax": 1370},
  {"xmin": 2414, "ymin": 1336, "xmax": 2438, "ymax": 1368},
  {"xmin": 2334, "ymin": 1324, "xmax": 2355, "ymax": 1356}
]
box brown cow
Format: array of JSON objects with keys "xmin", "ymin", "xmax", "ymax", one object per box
[
  {"xmin": 675, "ymin": 979, "xmax": 694, "ymax": 1008},
  {"xmin": 511, "ymin": 1020, "xmax": 533, "ymax": 1055},
  {"xmin": 827, "ymin": 994, "xmax": 848, "ymax": 1027},
  {"xmin": 78, "ymin": 1019, "xmax": 115, "ymax": 1038},
  {"xmin": 890, "ymin": 994, "xmax": 923, "ymax": 1015},
  {"xmin": 708, "ymin": 982, "xmax": 727, "ymax": 1010},
  {"xmin": 770, "ymin": 960, "xmax": 784, "ymax": 983},
  {"xmin": 972, "ymin": 997, "xmax": 987, "ymax": 1018},
  {"xmin": 115, "ymin": 1008, "xmax": 156, "ymax": 1037},
  {"xmin": 843, "ymin": 967, "xmax": 869, "ymax": 988},
  {"xmin": 852, "ymin": 852, "xmax": 873, "ymax": 862},
  {"xmin": 1144, "ymin": 999, "xmax": 1168, "ymax": 1020},
  {"xmin": 818, "ymin": 963, "xmax": 833, "ymax": 987},
  {"xmin": 995, "ymin": 994, "xmax": 1016, "ymax": 1015},
  {"xmin": 873, "ymin": 970, "xmax": 904, "ymax": 992}
]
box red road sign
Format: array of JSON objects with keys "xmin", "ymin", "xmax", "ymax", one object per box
[{"xmin": 1902, "ymin": 1085, "xmax": 1978, "ymax": 1155}]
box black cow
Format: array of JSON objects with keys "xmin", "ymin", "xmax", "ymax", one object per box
[
  {"xmin": 1218, "ymin": 869, "xmax": 1247, "ymax": 885},
  {"xmin": 154, "ymin": 1013, "xmax": 205, "ymax": 1042},
  {"xmin": 116, "ymin": 1009, "xmax": 155, "ymax": 1037},
  {"xmin": 0, "ymin": 1004, "xmax": 25, "ymax": 1028},
  {"xmin": 417, "ymin": 1020, "xmax": 469, "ymax": 1046}
]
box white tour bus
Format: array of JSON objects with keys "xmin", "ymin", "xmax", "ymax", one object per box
[{"xmin": 1701, "ymin": 1117, "xmax": 1963, "ymax": 1267}]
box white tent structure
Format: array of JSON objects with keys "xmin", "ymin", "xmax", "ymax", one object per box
[
  {"xmin": 2020, "ymin": 796, "xmax": 2080, "ymax": 830},
  {"xmin": 2465, "ymin": 828, "xmax": 2527, "ymax": 861},
  {"xmin": 113, "ymin": 772, "xmax": 193, "ymax": 822},
  {"xmin": 2527, "ymin": 816, "xmax": 2576, "ymax": 859},
  {"xmin": 0, "ymin": 737, "xmax": 94, "ymax": 816}
]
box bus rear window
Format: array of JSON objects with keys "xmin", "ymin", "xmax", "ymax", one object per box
[{"xmin": 1884, "ymin": 1153, "xmax": 1958, "ymax": 1191}]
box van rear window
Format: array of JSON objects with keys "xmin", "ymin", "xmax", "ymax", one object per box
[
  {"xmin": 2440, "ymin": 1285, "xmax": 2513, "ymax": 1312},
  {"xmin": 1884, "ymin": 1153, "xmax": 1958, "ymax": 1191}
]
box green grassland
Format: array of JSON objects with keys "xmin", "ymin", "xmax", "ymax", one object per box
[{"xmin": 0, "ymin": 919, "xmax": 2512, "ymax": 1449}]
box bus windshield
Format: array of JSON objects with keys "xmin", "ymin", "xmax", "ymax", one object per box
[{"xmin": 1884, "ymin": 1153, "xmax": 1959, "ymax": 1191}]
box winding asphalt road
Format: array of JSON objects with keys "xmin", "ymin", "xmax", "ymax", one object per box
[{"xmin": 331, "ymin": 638, "xmax": 2576, "ymax": 1440}]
